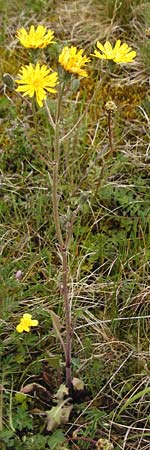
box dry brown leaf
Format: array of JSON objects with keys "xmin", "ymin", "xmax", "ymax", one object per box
[
  {"xmin": 72, "ymin": 377, "xmax": 84, "ymax": 391},
  {"xmin": 20, "ymin": 383, "xmax": 47, "ymax": 394}
]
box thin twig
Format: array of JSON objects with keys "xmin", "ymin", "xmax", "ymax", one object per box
[
  {"xmin": 44, "ymin": 99, "xmax": 56, "ymax": 130},
  {"xmin": 67, "ymin": 436, "xmax": 97, "ymax": 446}
]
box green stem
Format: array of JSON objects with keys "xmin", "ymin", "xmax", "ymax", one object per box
[
  {"xmin": 52, "ymin": 119, "xmax": 64, "ymax": 249},
  {"xmin": 32, "ymin": 99, "xmax": 46, "ymax": 156}
]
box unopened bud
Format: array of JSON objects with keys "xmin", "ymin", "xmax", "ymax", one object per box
[
  {"xmin": 2, "ymin": 73, "xmax": 14, "ymax": 91},
  {"xmin": 146, "ymin": 28, "xmax": 150, "ymax": 38},
  {"xmin": 96, "ymin": 438, "xmax": 114, "ymax": 450},
  {"xmin": 105, "ymin": 100, "xmax": 117, "ymax": 113},
  {"xmin": 15, "ymin": 270, "xmax": 23, "ymax": 280}
]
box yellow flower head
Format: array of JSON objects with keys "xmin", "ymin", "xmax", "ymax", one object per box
[
  {"xmin": 16, "ymin": 25, "xmax": 55, "ymax": 49},
  {"xmin": 91, "ymin": 40, "xmax": 136, "ymax": 64},
  {"xmin": 59, "ymin": 46, "xmax": 91, "ymax": 77},
  {"xmin": 15, "ymin": 63, "xmax": 58, "ymax": 107},
  {"xmin": 16, "ymin": 313, "xmax": 38, "ymax": 333}
]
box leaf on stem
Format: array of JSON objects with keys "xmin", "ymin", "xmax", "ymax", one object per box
[
  {"xmin": 72, "ymin": 377, "xmax": 84, "ymax": 391},
  {"xmin": 20, "ymin": 382, "xmax": 47, "ymax": 394},
  {"xmin": 46, "ymin": 399, "xmax": 73, "ymax": 431},
  {"xmin": 54, "ymin": 384, "xmax": 69, "ymax": 401}
]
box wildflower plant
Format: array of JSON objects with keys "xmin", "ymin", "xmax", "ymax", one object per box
[
  {"xmin": 58, "ymin": 46, "xmax": 91, "ymax": 77},
  {"xmin": 16, "ymin": 25, "xmax": 55, "ymax": 49},
  {"xmin": 13, "ymin": 25, "xmax": 136, "ymax": 405},
  {"xmin": 92, "ymin": 40, "xmax": 136, "ymax": 63},
  {"xmin": 16, "ymin": 63, "xmax": 58, "ymax": 107},
  {"xmin": 16, "ymin": 313, "xmax": 38, "ymax": 333}
]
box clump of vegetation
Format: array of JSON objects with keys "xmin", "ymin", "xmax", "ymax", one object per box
[{"xmin": 1, "ymin": 1, "xmax": 150, "ymax": 449}]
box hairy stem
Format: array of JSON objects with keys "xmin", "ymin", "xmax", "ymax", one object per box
[
  {"xmin": 32, "ymin": 99, "xmax": 46, "ymax": 154},
  {"xmin": 52, "ymin": 119, "xmax": 64, "ymax": 249},
  {"xmin": 107, "ymin": 110, "xmax": 114, "ymax": 158},
  {"xmin": 52, "ymin": 83, "xmax": 72, "ymax": 389},
  {"xmin": 62, "ymin": 247, "xmax": 72, "ymax": 389}
]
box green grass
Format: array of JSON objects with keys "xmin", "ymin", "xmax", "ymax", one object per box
[{"xmin": 1, "ymin": 0, "xmax": 150, "ymax": 449}]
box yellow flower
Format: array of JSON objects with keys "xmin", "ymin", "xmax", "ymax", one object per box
[
  {"xmin": 16, "ymin": 313, "xmax": 38, "ymax": 333},
  {"xmin": 15, "ymin": 63, "xmax": 58, "ymax": 107},
  {"xmin": 91, "ymin": 40, "xmax": 136, "ymax": 64},
  {"xmin": 16, "ymin": 25, "xmax": 55, "ymax": 49},
  {"xmin": 59, "ymin": 46, "xmax": 90, "ymax": 77}
]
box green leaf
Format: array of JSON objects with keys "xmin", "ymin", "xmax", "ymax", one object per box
[
  {"xmin": 46, "ymin": 399, "xmax": 73, "ymax": 431},
  {"xmin": 54, "ymin": 384, "xmax": 68, "ymax": 401},
  {"xmin": 116, "ymin": 387, "xmax": 150, "ymax": 419},
  {"xmin": 47, "ymin": 429, "xmax": 66, "ymax": 449},
  {"xmin": 14, "ymin": 392, "xmax": 27, "ymax": 404}
]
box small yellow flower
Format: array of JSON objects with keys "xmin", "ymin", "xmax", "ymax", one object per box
[
  {"xmin": 59, "ymin": 46, "xmax": 90, "ymax": 77},
  {"xmin": 16, "ymin": 313, "xmax": 38, "ymax": 333},
  {"xmin": 91, "ymin": 40, "xmax": 136, "ymax": 64},
  {"xmin": 15, "ymin": 63, "xmax": 58, "ymax": 107},
  {"xmin": 16, "ymin": 25, "xmax": 55, "ymax": 49}
]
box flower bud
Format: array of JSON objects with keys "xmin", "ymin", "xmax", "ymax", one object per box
[
  {"xmin": 105, "ymin": 100, "xmax": 117, "ymax": 113},
  {"xmin": 96, "ymin": 438, "xmax": 114, "ymax": 450}
]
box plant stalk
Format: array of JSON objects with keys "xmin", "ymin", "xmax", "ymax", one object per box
[
  {"xmin": 62, "ymin": 247, "xmax": 72, "ymax": 389},
  {"xmin": 107, "ymin": 110, "xmax": 114, "ymax": 157},
  {"xmin": 52, "ymin": 84, "xmax": 72, "ymax": 389}
]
